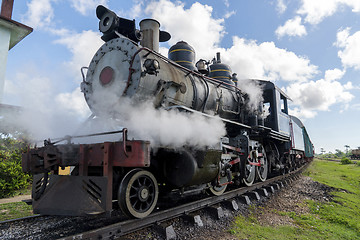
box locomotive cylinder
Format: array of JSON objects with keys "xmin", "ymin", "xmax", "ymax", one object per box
[{"xmin": 154, "ymin": 149, "xmax": 221, "ymax": 187}]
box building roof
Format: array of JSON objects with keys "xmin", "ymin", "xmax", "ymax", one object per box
[{"xmin": 0, "ymin": 15, "xmax": 32, "ymax": 50}]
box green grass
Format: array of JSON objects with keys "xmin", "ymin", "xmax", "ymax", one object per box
[
  {"xmin": 229, "ymin": 159, "xmax": 360, "ymax": 239},
  {"xmin": 11, "ymin": 187, "xmax": 32, "ymax": 197},
  {"xmin": 0, "ymin": 202, "xmax": 33, "ymax": 221},
  {"xmin": 0, "ymin": 187, "xmax": 33, "ymax": 221}
]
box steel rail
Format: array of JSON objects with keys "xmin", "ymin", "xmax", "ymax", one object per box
[
  {"xmin": 59, "ymin": 163, "xmax": 309, "ymax": 240},
  {"xmin": 0, "ymin": 214, "xmax": 41, "ymax": 225}
]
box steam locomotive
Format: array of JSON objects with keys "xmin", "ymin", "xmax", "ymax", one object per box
[
  {"xmin": 22, "ymin": 6, "xmax": 314, "ymax": 219},
  {"xmin": 350, "ymin": 149, "xmax": 360, "ymax": 159}
]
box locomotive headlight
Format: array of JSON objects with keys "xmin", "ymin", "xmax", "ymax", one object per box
[
  {"xmin": 144, "ymin": 59, "xmax": 160, "ymax": 75},
  {"xmin": 152, "ymin": 59, "xmax": 159, "ymax": 69},
  {"xmin": 99, "ymin": 66, "xmax": 114, "ymax": 85}
]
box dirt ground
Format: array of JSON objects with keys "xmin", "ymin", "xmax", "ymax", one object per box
[
  {"xmin": 196, "ymin": 175, "xmax": 333, "ymax": 240},
  {"xmin": 254, "ymin": 176, "xmax": 333, "ymax": 227},
  {"xmin": 0, "ymin": 194, "xmax": 31, "ymax": 204}
]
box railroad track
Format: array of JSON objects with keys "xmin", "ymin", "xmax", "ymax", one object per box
[
  {"xmin": 60, "ymin": 163, "xmax": 308, "ymax": 240},
  {"xmin": 0, "ymin": 163, "xmax": 308, "ymax": 240}
]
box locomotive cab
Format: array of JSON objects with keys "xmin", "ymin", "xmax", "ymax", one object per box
[{"xmin": 261, "ymin": 80, "xmax": 291, "ymax": 136}]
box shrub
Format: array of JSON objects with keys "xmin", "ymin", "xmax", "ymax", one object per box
[
  {"xmin": 340, "ymin": 157, "xmax": 352, "ymax": 165},
  {"xmin": 0, "ymin": 137, "xmax": 31, "ymax": 198}
]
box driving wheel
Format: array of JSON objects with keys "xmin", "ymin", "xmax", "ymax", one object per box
[{"xmin": 118, "ymin": 169, "xmax": 159, "ymax": 218}]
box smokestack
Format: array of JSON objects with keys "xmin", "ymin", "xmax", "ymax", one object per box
[
  {"xmin": 139, "ymin": 19, "xmax": 160, "ymax": 52},
  {"xmin": 1, "ymin": 0, "xmax": 14, "ymax": 19}
]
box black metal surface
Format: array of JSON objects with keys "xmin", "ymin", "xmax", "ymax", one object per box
[
  {"xmin": 60, "ymin": 163, "xmax": 307, "ymax": 240},
  {"xmin": 32, "ymin": 174, "xmax": 109, "ymax": 216}
]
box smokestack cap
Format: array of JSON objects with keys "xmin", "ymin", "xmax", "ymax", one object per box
[{"xmin": 159, "ymin": 30, "xmax": 170, "ymax": 42}]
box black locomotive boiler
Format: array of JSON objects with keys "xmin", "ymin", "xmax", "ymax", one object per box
[{"xmin": 22, "ymin": 6, "xmax": 314, "ymax": 219}]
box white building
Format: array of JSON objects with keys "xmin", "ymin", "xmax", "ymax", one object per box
[
  {"xmin": 0, "ymin": 0, "xmax": 32, "ymax": 134},
  {"xmin": 0, "ymin": 0, "xmax": 32, "ymax": 103}
]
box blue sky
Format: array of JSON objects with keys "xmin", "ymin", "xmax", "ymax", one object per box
[{"xmin": 3, "ymin": 0, "xmax": 360, "ymax": 153}]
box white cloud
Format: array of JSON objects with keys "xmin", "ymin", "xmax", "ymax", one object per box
[
  {"xmin": 22, "ymin": 0, "xmax": 104, "ymax": 79},
  {"xmin": 286, "ymin": 78, "xmax": 354, "ymax": 118},
  {"xmin": 23, "ymin": 0, "xmax": 108, "ymax": 29},
  {"xmin": 4, "ymin": 70, "xmax": 52, "ymax": 110},
  {"xmin": 324, "ymin": 68, "xmax": 345, "ymax": 81},
  {"xmin": 53, "ymin": 30, "xmax": 104, "ymax": 80},
  {"xmin": 141, "ymin": 0, "xmax": 324, "ymax": 119},
  {"xmin": 343, "ymin": 81, "xmax": 354, "ymax": 90},
  {"xmin": 275, "ymin": 16, "xmax": 307, "ymax": 38},
  {"xmin": 289, "ymin": 107, "xmax": 317, "ymax": 119},
  {"xmin": 335, "ymin": 27, "xmax": 350, "ymax": 47},
  {"xmin": 56, "ymin": 87, "xmax": 91, "ymax": 118},
  {"xmin": 297, "ymin": 0, "xmax": 338, "ymax": 25},
  {"xmin": 128, "ymin": 0, "xmax": 144, "ymax": 18},
  {"xmin": 346, "ymin": 0, "xmax": 360, "ymax": 12},
  {"xmin": 224, "ymin": 10, "xmax": 236, "ymax": 19},
  {"xmin": 70, "ymin": 0, "xmax": 108, "ymax": 16},
  {"xmin": 220, "ymin": 37, "xmax": 318, "ymax": 82},
  {"xmin": 335, "ymin": 28, "xmax": 360, "ymax": 70},
  {"xmin": 18, "ymin": 0, "xmax": 106, "ymax": 124},
  {"xmin": 145, "ymin": 0, "xmax": 225, "ymax": 57},
  {"xmin": 297, "ymin": 0, "xmax": 360, "ymax": 25},
  {"xmin": 142, "ymin": 1, "xmax": 318, "ymax": 83},
  {"xmin": 22, "ymin": 0, "xmax": 54, "ymax": 29},
  {"xmin": 276, "ymin": 0, "xmax": 360, "ymax": 40},
  {"xmin": 276, "ymin": 0, "xmax": 287, "ymax": 14},
  {"xmin": 4, "ymin": 71, "xmax": 87, "ymax": 139}
]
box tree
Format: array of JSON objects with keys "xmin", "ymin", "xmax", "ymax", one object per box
[
  {"xmin": 335, "ymin": 149, "xmax": 345, "ymax": 158},
  {"xmin": 0, "ymin": 135, "xmax": 31, "ymax": 198},
  {"xmin": 320, "ymin": 147, "xmax": 325, "ymax": 155},
  {"xmin": 344, "ymin": 145, "xmax": 350, "ymax": 154}
]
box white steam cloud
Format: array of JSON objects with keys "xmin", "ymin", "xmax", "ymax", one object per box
[
  {"xmin": 237, "ymin": 79, "xmax": 264, "ymax": 113},
  {"xmin": 119, "ymin": 101, "xmax": 226, "ymax": 149},
  {"xmin": 80, "ymin": 96, "xmax": 226, "ymax": 149},
  {"xmin": 3, "ymin": 71, "xmax": 89, "ymax": 142}
]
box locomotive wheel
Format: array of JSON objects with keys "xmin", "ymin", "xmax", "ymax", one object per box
[
  {"xmin": 243, "ymin": 159, "xmax": 256, "ymax": 186},
  {"xmin": 118, "ymin": 169, "xmax": 159, "ymax": 219},
  {"xmin": 207, "ymin": 176, "xmax": 227, "ymax": 196},
  {"xmin": 256, "ymin": 150, "xmax": 268, "ymax": 182}
]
